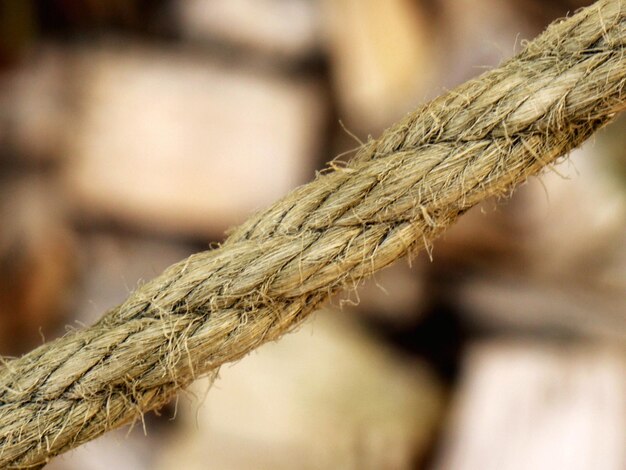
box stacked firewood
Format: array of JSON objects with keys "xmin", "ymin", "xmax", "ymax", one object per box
[{"xmin": 1, "ymin": 1, "xmax": 623, "ymax": 469}]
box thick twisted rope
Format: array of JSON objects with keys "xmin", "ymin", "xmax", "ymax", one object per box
[{"xmin": 1, "ymin": 0, "xmax": 626, "ymax": 467}]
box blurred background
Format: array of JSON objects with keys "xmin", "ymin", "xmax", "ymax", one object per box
[{"xmin": 1, "ymin": 0, "xmax": 625, "ymax": 469}]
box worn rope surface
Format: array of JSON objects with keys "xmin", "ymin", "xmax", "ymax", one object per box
[{"xmin": 1, "ymin": 0, "xmax": 626, "ymax": 467}]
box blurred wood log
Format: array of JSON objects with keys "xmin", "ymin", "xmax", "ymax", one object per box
[
  {"xmin": 157, "ymin": 310, "xmax": 444, "ymax": 470},
  {"xmin": 0, "ymin": 47, "xmax": 69, "ymax": 164},
  {"xmin": 0, "ymin": 176, "xmax": 77, "ymax": 355},
  {"xmin": 321, "ymin": 0, "xmax": 581, "ymax": 133},
  {"xmin": 434, "ymin": 341, "xmax": 626, "ymax": 470},
  {"xmin": 437, "ymin": 0, "xmax": 537, "ymax": 88},
  {"xmin": 177, "ymin": 0, "xmax": 322, "ymax": 61},
  {"xmin": 456, "ymin": 272, "xmax": 626, "ymax": 342},
  {"xmin": 64, "ymin": 46, "xmax": 327, "ymax": 237},
  {"xmin": 322, "ymin": 0, "xmax": 437, "ymax": 132},
  {"xmin": 46, "ymin": 426, "xmax": 157, "ymax": 470}
]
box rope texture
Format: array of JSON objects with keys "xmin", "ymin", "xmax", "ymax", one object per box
[{"xmin": 1, "ymin": 0, "xmax": 625, "ymax": 467}]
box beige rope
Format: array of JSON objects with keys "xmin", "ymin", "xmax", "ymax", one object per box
[{"xmin": 1, "ymin": 0, "xmax": 625, "ymax": 467}]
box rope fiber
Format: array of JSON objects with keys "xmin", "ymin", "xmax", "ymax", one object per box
[{"xmin": 1, "ymin": 0, "xmax": 625, "ymax": 467}]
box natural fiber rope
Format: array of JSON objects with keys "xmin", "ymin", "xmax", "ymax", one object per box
[{"xmin": 1, "ymin": 0, "xmax": 625, "ymax": 467}]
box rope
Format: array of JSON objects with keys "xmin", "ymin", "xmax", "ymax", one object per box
[{"xmin": 1, "ymin": 0, "xmax": 625, "ymax": 467}]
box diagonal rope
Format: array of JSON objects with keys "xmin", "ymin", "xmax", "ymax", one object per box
[{"xmin": 1, "ymin": 0, "xmax": 625, "ymax": 467}]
